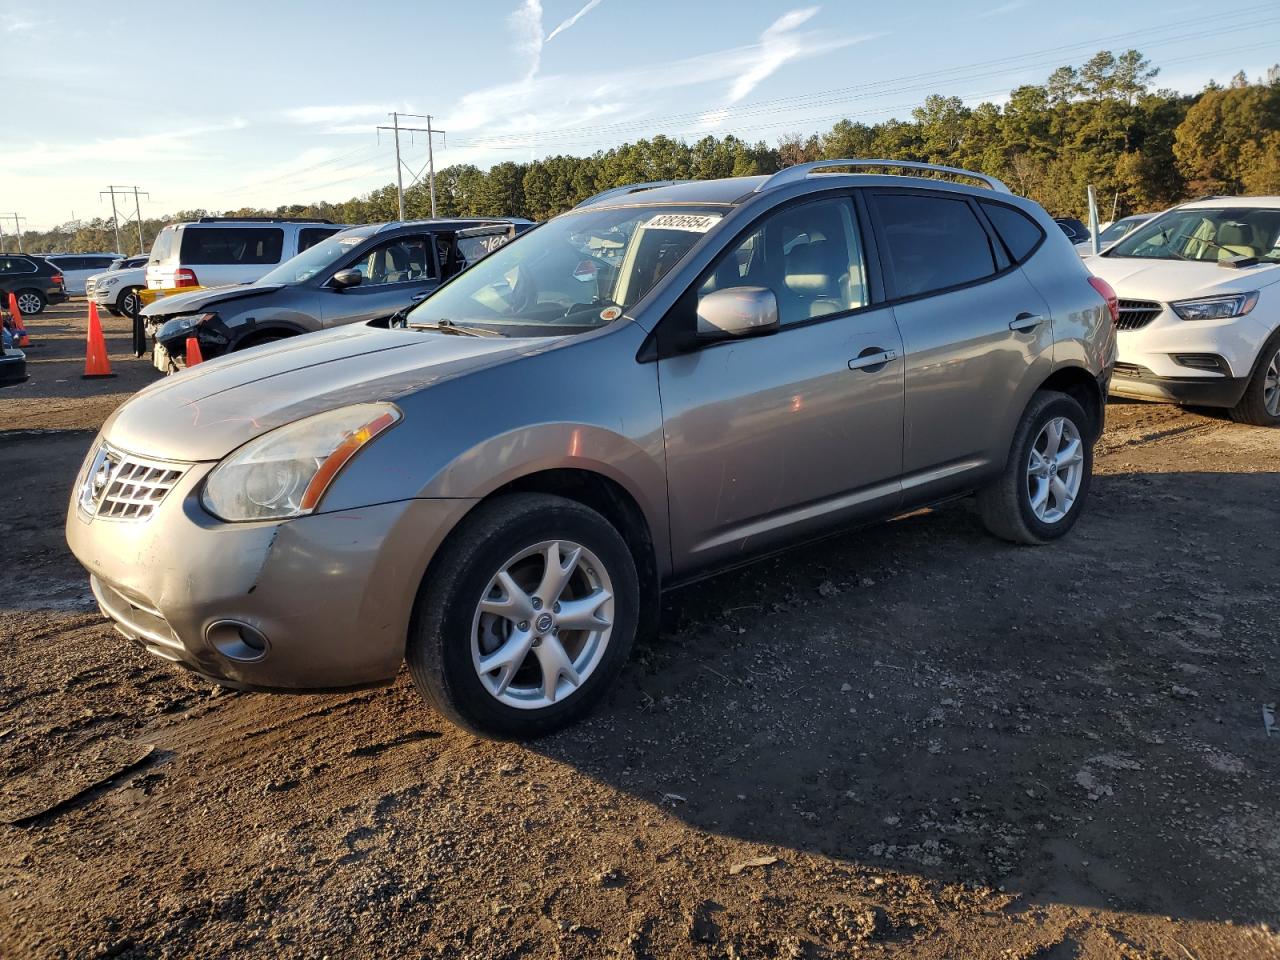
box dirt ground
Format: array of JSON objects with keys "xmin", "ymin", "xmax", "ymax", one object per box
[{"xmin": 1, "ymin": 299, "xmax": 1278, "ymax": 960}]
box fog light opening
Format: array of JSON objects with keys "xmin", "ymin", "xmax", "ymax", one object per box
[{"xmin": 206, "ymin": 620, "xmax": 270, "ymax": 663}]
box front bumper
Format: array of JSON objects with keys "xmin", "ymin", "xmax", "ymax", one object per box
[
  {"xmin": 66, "ymin": 451, "xmax": 476, "ymax": 689},
  {"xmin": 1109, "ymin": 363, "xmax": 1250, "ymax": 407}
]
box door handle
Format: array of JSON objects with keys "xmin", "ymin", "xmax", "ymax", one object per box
[
  {"xmin": 847, "ymin": 348, "xmax": 897, "ymax": 371},
  {"xmin": 1009, "ymin": 312, "xmax": 1046, "ymax": 332},
  {"xmin": 410, "ymin": 291, "xmax": 431, "ymax": 303}
]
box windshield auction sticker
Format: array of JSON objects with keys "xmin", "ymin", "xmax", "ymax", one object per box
[{"xmin": 643, "ymin": 213, "xmax": 722, "ymax": 233}]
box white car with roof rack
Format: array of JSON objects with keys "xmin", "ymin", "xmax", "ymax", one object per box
[
  {"xmin": 1087, "ymin": 197, "xmax": 1280, "ymax": 425},
  {"xmin": 145, "ymin": 217, "xmax": 345, "ymax": 291}
]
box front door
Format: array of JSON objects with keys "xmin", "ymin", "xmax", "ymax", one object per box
[
  {"xmin": 321, "ymin": 234, "xmax": 438, "ymax": 327},
  {"xmin": 657, "ymin": 195, "xmax": 906, "ymax": 575}
]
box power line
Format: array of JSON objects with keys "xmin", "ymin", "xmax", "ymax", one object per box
[
  {"xmin": 377, "ymin": 113, "xmax": 446, "ymax": 219},
  {"xmin": 101, "ymin": 186, "xmax": 151, "ymax": 256},
  {"xmin": 0, "ymin": 213, "xmax": 26, "ymax": 253}
]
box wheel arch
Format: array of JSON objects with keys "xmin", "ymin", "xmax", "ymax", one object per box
[
  {"xmin": 1036, "ymin": 364, "xmax": 1104, "ymax": 440},
  {"xmin": 231, "ymin": 321, "xmax": 307, "ymax": 350}
]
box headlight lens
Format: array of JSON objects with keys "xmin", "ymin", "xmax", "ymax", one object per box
[
  {"xmin": 1171, "ymin": 292, "xmax": 1259, "ymax": 321},
  {"xmin": 159, "ymin": 313, "xmax": 215, "ymax": 339},
  {"xmin": 102, "ymin": 276, "xmax": 119, "ymax": 287},
  {"xmin": 201, "ymin": 403, "xmax": 401, "ymax": 522}
]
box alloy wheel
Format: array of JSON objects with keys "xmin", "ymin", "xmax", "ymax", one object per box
[
  {"xmin": 121, "ymin": 291, "xmax": 139, "ymax": 317},
  {"xmin": 470, "ymin": 539, "xmax": 614, "ymax": 709},
  {"xmin": 16, "ymin": 292, "xmax": 41, "ymax": 314},
  {"xmin": 1026, "ymin": 416, "xmax": 1084, "ymax": 523},
  {"xmin": 1264, "ymin": 347, "xmax": 1280, "ymax": 418}
]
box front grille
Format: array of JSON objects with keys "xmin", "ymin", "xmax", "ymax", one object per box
[
  {"xmin": 85, "ymin": 278, "xmax": 96, "ymax": 296},
  {"xmin": 1116, "ymin": 299, "xmax": 1163, "ymax": 331},
  {"xmin": 79, "ymin": 443, "xmax": 186, "ymax": 521},
  {"xmin": 91, "ymin": 576, "xmax": 186, "ymax": 662},
  {"xmin": 1113, "ymin": 361, "xmax": 1144, "ymax": 378}
]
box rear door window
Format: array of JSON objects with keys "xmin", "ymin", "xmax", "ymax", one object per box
[
  {"xmin": 298, "ymin": 227, "xmax": 340, "ymax": 253},
  {"xmin": 980, "ymin": 201, "xmax": 1045, "ymax": 263},
  {"xmin": 85, "ymin": 256, "xmax": 117, "ymax": 270},
  {"xmin": 179, "ymin": 227, "xmax": 284, "ymax": 265},
  {"xmin": 0, "ymin": 257, "xmax": 35, "ymax": 275},
  {"xmin": 870, "ymin": 192, "xmax": 998, "ymax": 299}
]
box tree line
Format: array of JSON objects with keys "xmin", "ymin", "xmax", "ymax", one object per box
[{"xmin": 17, "ymin": 50, "xmax": 1280, "ymax": 256}]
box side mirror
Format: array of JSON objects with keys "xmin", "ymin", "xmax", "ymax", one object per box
[
  {"xmin": 696, "ymin": 286, "xmax": 779, "ymax": 340},
  {"xmin": 330, "ymin": 268, "xmax": 363, "ymax": 290}
]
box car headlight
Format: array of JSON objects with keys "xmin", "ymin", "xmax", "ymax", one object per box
[
  {"xmin": 201, "ymin": 403, "xmax": 402, "ymax": 522},
  {"xmin": 158, "ymin": 313, "xmax": 215, "ymax": 339},
  {"xmin": 1171, "ymin": 292, "xmax": 1259, "ymax": 321},
  {"xmin": 101, "ymin": 276, "xmax": 119, "ymax": 287}
]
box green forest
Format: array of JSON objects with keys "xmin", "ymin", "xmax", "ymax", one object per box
[{"xmin": 17, "ymin": 50, "xmax": 1280, "ymax": 256}]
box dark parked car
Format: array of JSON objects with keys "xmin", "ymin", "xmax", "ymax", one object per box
[
  {"xmin": 1053, "ymin": 217, "xmax": 1092, "ymax": 245},
  {"xmin": 0, "ymin": 255, "xmax": 68, "ymax": 315},
  {"xmin": 143, "ymin": 218, "xmax": 533, "ymax": 371}
]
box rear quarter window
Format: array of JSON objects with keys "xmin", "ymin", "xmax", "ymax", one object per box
[
  {"xmin": 149, "ymin": 227, "xmax": 176, "ymax": 263},
  {"xmin": 871, "ymin": 192, "xmax": 997, "ymax": 299},
  {"xmin": 980, "ymin": 201, "xmax": 1045, "ymax": 263},
  {"xmin": 298, "ymin": 227, "xmax": 340, "ymax": 253},
  {"xmin": 179, "ymin": 227, "xmax": 285, "ymax": 265}
]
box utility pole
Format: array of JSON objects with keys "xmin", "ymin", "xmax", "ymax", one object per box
[
  {"xmin": 101, "ymin": 186, "xmax": 150, "ymax": 254},
  {"xmin": 376, "ymin": 113, "xmax": 446, "ymax": 220},
  {"xmin": 0, "ymin": 213, "xmax": 26, "ymax": 252}
]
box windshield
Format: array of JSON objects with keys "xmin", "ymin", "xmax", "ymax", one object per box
[
  {"xmin": 258, "ymin": 231, "xmax": 372, "ymax": 284},
  {"xmin": 1108, "ymin": 207, "xmax": 1280, "ymax": 264},
  {"xmin": 1097, "ymin": 217, "xmax": 1148, "ymax": 246},
  {"xmin": 406, "ymin": 205, "xmax": 726, "ymax": 335}
]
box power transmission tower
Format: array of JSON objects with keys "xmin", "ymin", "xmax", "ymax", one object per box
[
  {"xmin": 101, "ymin": 186, "xmax": 150, "ymax": 255},
  {"xmin": 376, "ymin": 113, "xmax": 446, "ymax": 220},
  {"xmin": 0, "ymin": 213, "xmax": 26, "ymax": 252}
]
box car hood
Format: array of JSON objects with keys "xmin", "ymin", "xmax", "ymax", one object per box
[
  {"xmin": 140, "ymin": 283, "xmax": 285, "ymax": 318},
  {"xmin": 1087, "ymin": 255, "xmax": 1280, "ymax": 301},
  {"xmin": 102, "ymin": 322, "xmax": 562, "ymax": 461},
  {"xmin": 91, "ymin": 268, "xmax": 146, "ymax": 285}
]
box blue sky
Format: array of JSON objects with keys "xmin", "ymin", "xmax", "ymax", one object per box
[{"xmin": 3, "ymin": 0, "xmax": 1278, "ymax": 229}]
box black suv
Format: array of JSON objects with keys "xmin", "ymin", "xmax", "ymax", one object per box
[
  {"xmin": 0, "ymin": 255, "xmax": 68, "ymax": 314},
  {"xmin": 143, "ymin": 218, "xmax": 533, "ymax": 369}
]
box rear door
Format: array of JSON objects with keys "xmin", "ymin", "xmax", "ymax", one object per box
[
  {"xmin": 658, "ymin": 194, "xmax": 905, "ymax": 575},
  {"xmin": 867, "ymin": 189, "xmax": 1053, "ymax": 500},
  {"xmin": 319, "ymin": 233, "xmax": 437, "ymax": 328}
]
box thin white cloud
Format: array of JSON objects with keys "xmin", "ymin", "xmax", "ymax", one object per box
[
  {"xmin": 979, "ymin": 1, "xmax": 1027, "ymax": 17},
  {"xmin": 0, "ymin": 13, "xmax": 37, "ymax": 32},
  {"xmin": 445, "ymin": 8, "xmax": 865, "ymax": 145},
  {"xmin": 509, "ymin": 0, "xmax": 545, "ymax": 81},
  {"xmin": 284, "ymin": 104, "xmax": 397, "ymax": 125},
  {"xmin": 0, "ymin": 119, "xmax": 249, "ymax": 171},
  {"xmin": 546, "ymin": 0, "xmax": 605, "ymax": 42}
]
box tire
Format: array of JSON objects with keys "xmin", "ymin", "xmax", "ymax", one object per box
[
  {"xmin": 1228, "ymin": 330, "xmax": 1280, "ymax": 427},
  {"xmin": 14, "ymin": 289, "xmax": 45, "ymax": 315},
  {"xmin": 976, "ymin": 391, "xmax": 1094, "ymax": 545},
  {"xmin": 118, "ymin": 287, "xmax": 142, "ymax": 320},
  {"xmin": 406, "ymin": 493, "xmax": 639, "ymax": 739},
  {"xmin": 106, "ymin": 306, "xmax": 122, "ymax": 317}
]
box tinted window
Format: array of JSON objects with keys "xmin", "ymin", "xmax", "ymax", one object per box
[
  {"xmin": 1108, "ymin": 207, "xmax": 1280, "ymax": 264},
  {"xmin": 0, "ymin": 257, "xmax": 35, "ymax": 275},
  {"xmin": 179, "ymin": 227, "xmax": 284, "ymax": 265},
  {"xmin": 85, "ymin": 256, "xmax": 117, "ymax": 269},
  {"xmin": 49, "ymin": 256, "xmax": 83, "ymax": 270},
  {"xmin": 298, "ymin": 227, "xmax": 339, "ymax": 253},
  {"xmin": 872, "ymin": 193, "xmax": 997, "ymax": 298},
  {"xmin": 981, "ymin": 201, "xmax": 1044, "ymax": 263},
  {"xmin": 698, "ymin": 197, "xmax": 868, "ymax": 327}
]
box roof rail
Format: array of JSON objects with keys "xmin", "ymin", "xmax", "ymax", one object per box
[
  {"xmin": 196, "ymin": 216, "xmax": 335, "ymax": 224},
  {"xmin": 757, "ymin": 160, "xmax": 1011, "ymax": 194},
  {"xmin": 574, "ymin": 181, "xmax": 690, "ymax": 208}
]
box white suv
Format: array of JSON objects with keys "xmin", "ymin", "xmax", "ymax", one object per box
[
  {"xmin": 1087, "ymin": 198, "xmax": 1280, "ymax": 425},
  {"xmin": 86, "ymin": 255, "xmax": 148, "ymax": 317},
  {"xmin": 145, "ymin": 218, "xmax": 343, "ymax": 290}
]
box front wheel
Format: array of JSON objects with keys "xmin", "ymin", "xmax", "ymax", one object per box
[
  {"xmin": 406, "ymin": 493, "xmax": 639, "ymax": 738},
  {"xmin": 1229, "ymin": 331, "xmax": 1280, "ymax": 427},
  {"xmin": 119, "ymin": 287, "xmax": 143, "ymax": 319},
  {"xmin": 977, "ymin": 391, "xmax": 1094, "ymax": 545}
]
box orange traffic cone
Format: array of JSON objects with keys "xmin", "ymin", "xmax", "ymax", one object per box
[
  {"xmin": 7, "ymin": 293, "xmax": 30, "ymax": 347},
  {"xmin": 83, "ymin": 301, "xmax": 116, "ymax": 379},
  {"xmin": 184, "ymin": 336, "xmax": 204, "ymax": 367}
]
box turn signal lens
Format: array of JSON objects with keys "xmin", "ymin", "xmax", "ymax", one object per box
[{"xmin": 1088, "ymin": 276, "xmax": 1119, "ymax": 324}]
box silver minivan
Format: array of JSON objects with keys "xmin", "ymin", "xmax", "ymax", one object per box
[{"xmin": 67, "ymin": 161, "xmax": 1117, "ymax": 738}]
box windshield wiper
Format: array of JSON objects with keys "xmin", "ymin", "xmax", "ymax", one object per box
[{"xmin": 408, "ymin": 318, "xmax": 502, "ymax": 338}]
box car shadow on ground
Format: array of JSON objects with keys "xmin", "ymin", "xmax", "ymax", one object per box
[{"xmin": 528, "ymin": 470, "xmax": 1280, "ymax": 928}]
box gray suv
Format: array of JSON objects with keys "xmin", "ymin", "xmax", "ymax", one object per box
[{"xmin": 66, "ymin": 161, "xmax": 1116, "ymax": 738}]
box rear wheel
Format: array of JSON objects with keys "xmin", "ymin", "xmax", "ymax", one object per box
[
  {"xmin": 977, "ymin": 391, "xmax": 1093, "ymax": 545},
  {"xmin": 1229, "ymin": 331, "xmax": 1280, "ymax": 427},
  {"xmin": 14, "ymin": 289, "xmax": 45, "ymax": 315},
  {"xmin": 406, "ymin": 493, "xmax": 638, "ymax": 739}
]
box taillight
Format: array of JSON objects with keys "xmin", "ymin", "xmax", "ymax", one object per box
[
  {"xmin": 1088, "ymin": 275, "xmax": 1119, "ymax": 324},
  {"xmin": 51, "ymin": 273, "xmax": 64, "ymax": 286},
  {"xmin": 174, "ymin": 268, "xmax": 199, "ymax": 288}
]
